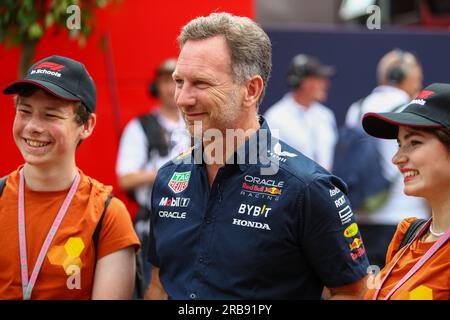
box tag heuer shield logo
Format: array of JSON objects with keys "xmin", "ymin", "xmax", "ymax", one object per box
[{"xmin": 168, "ymin": 171, "xmax": 191, "ymax": 193}]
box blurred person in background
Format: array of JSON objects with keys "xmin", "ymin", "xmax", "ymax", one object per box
[
  {"xmin": 265, "ymin": 54, "xmax": 338, "ymax": 171},
  {"xmin": 116, "ymin": 58, "xmax": 190, "ymax": 295}
]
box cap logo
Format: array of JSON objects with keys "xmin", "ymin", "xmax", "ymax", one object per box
[
  {"xmin": 30, "ymin": 62, "xmax": 65, "ymax": 78},
  {"xmin": 408, "ymin": 99, "xmax": 426, "ymax": 106},
  {"xmin": 33, "ymin": 62, "xmax": 65, "ymax": 71},
  {"xmin": 416, "ymin": 90, "xmax": 434, "ymax": 100},
  {"xmin": 408, "ymin": 90, "xmax": 435, "ymax": 107}
]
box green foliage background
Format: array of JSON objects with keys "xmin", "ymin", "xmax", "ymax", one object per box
[{"xmin": 0, "ymin": 0, "xmax": 112, "ymax": 76}]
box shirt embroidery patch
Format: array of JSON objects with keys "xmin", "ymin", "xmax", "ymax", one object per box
[{"xmin": 168, "ymin": 171, "xmax": 191, "ymax": 193}]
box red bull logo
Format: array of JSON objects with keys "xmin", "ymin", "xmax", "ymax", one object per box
[
  {"xmin": 265, "ymin": 187, "xmax": 282, "ymax": 195},
  {"xmin": 350, "ymin": 246, "xmax": 366, "ymax": 261},
  {"xmin": 240, "ymin": 176, "xmax": 284, "ymax": 200},
  {"xmin": 344, "ymin": 223, "xmax": 359, "ymax": 238},
  {"xmin": 242, "ymin": 183, "xmax": 265, "ymax": 192},
  {"xmin": 349, "ymin": 238, "xmax": 363, "ymax": 251},
  {"xmin": 242, "ymin": 183, "xmax": 282, "ymax": 195}
]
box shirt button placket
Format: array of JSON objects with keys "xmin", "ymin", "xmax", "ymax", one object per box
[{"xmin": 217, "ymin": 183, "xmax": 222, "ymax": 202}]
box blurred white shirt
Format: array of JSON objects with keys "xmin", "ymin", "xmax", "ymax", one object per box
[{"xmin": 265, "ymin": 92, "xmax": 337, "ymax": 171}]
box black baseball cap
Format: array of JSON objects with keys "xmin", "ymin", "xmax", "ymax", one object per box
[
  {"xmin": 362, "ymin": 83, "xmax": 450, "ymax": 139},
  {"xmin": 3, "ymin": 55, "xmax": 96, "ymax": 112},
  {"xmin": 287, "ymin": 54, "xmax": 336, "ymax": 86}
]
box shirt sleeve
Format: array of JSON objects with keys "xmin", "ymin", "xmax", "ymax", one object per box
[
  {"xmin": 97, "ymin": 197, "xmax": 141, "ymax": 259},
  {"xmin": 116, "ymin": 119, "xmax": 148, "ymax": 176},
  {"xmin": 299, "ymin": 175, "xmax": 370, "ymax": 288}
]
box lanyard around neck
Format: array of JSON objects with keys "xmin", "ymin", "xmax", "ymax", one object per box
[
  {"xmin": 373, "ymin": 219, "xmax": 450, "ymax": 300},
  {"xmin": 18, "ymin": 169, "xmax": 81, "ymax": 300}
]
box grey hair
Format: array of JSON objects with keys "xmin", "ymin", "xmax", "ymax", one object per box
[
  {"xmin": 377, "ymin": 49, "xmax": 420, "ymax": 85},
  {"xmin": 178, "ymin": 12, "xmax": 272, "ymax": 107}
]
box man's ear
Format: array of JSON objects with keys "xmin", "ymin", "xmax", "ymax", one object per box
[
  {"xmin": 242, "ymin": 75, "xmax": 264, "ymax": 109},
  {"xmin": 79, "ymin": 113, "xmax": 96, "ymax": 140}
]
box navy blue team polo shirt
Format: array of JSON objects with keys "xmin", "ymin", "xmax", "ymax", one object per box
[{"xmin": 148, "ymin": 118, "xmax": 369, "ymax": 299}]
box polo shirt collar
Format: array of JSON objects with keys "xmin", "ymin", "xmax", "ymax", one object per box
[{"xmin": 188, "ymin": 116, "xmax": 274, "ymax": 172}]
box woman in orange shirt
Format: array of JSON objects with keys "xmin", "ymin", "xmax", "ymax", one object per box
[{"xmin": 362, "ymin": 82, "xmax": 450, "ymax": 300}]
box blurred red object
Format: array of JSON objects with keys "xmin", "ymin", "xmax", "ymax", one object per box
[{"xmin": 420, "ymin": 0, "xmax": 450, "ymax": 27}]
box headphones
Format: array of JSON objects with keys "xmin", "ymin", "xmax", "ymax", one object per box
[
  {"xmin": 386, "ymin": 49, "xmax": 410, "ymax": 85},
  {"xmin": 148, "ymin": 58, "xmax": 177, "ymax": 98},
  {"xmin": 286, "ymin": 54, "xmax": 310, "ymax": 88},
  {"xmin": 149, "ymin": 81, "xmax": 159, "ymax": 97},
  {"xmin": 286, "ymin": 54, "xmax": 335, "ymax": 88}
]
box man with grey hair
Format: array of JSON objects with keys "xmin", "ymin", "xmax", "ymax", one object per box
[
  {"xmin": 146, "ymin": 12, "xmax": 369, "ymax": 300},
  {"xmin": 344, "ymin": 49, "xmax": 429, "ymax": 269}
]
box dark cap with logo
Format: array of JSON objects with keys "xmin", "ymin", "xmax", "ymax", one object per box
[
  {"xmin": 363, "ymin": 83, "xmax": 450, "ymax": 139},
  {"xmin": 286, "ymin": 54, "xmax": 336, "ymax": 87},
  {"xmin": 3, "ymin": 55, "xmax": 96, "ymax": 112}
]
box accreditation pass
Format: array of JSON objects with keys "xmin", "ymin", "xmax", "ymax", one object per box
[{"xmin": 178, "ymin": 304, "xmax": 272, "ymax": 317}]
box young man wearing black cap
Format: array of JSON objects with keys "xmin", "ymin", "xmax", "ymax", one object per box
[
  {"xmin": 0, "ymin": 55, "xmax": 140, "ymax": 299},
  {"xmin": 264, "ymin": 54, "xmax": 337, "ymax": 171}
]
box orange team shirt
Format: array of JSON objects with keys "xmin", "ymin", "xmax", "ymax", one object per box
[
  {"xmin": 365, "ymin": 217, "xmax": 450, "ymax": 300},
  {"xmin": 0, "ymin": 166, "xmax": 140, "ymax": 300}
]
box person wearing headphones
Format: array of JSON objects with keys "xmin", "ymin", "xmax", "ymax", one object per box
[
  {"xmin": 264, "ymin": 54, "xmax": 338, "ymax": 171},
  {"xmin": 116, "ymin": 58, "xmax": 190, "ymax": 293},
  {"xmin": 344, "ymin": 49, "xmax": 429, "ymax": 269},
  {"xmin": 362, "ymin": 83, "xmax": 450, "ymax": 300}
]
